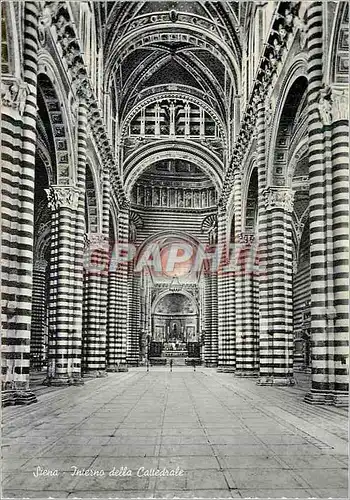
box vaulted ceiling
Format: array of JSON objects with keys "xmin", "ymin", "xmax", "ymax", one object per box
[{"xmin": 101, "ymin": 1, "xmax": 242, "ymax": 125}]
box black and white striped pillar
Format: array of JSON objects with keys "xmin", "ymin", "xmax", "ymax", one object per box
[
  {"xmin": 106, "ymin": 209, "xmax": 129, "ymax": 371},
  {"xmin": 304, "ymin": 2, "xmax": 349, "ymax": 405},
  {"xmin": 1, "ymin": 2, "xmax": 39, "ymax": 405},
  {"xmin": 217, "ymin": 207, "xmax": 235, "ymax": 371},
  {"xmin": 82, "ymin": 233, "xmax": 108, "ymax": 376},
  {"xmin": 235, "ymin": 233, "xmax": 259, "ymax": 377},
  {"xmin": 46, "ymin": 186, "xmax": 82, "ymax": 384},
  {"xmin": 258, "ymin": 188, "xmax": 295, "ymax": 385},
  {"xmin": 30, "ymin": 259, "xmax": 48, "ymax": 370}
]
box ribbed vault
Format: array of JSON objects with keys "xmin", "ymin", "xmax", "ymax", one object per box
[{"xmin": 98, "ymin": 1, "xmax": 242, "ymax": 198}]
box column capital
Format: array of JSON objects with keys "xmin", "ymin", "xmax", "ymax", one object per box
[
  {"xmin": 45, "ymin": 185, "xmax": 82, "ymax": 211},
  {"xmin": 1, "ymin": 77, "xmax": 30, "ymax": 116},
  {"xmin": 263, "ymin": 187, "xmax": 294, "ymax": 212}
]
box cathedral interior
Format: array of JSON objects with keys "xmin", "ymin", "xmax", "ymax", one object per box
[{"xmin": 1, "ymin": 0, "xmax": 349, "ymax": 410}]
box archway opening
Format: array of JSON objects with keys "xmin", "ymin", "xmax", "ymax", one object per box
[{"xmin": 150, "ymin": 291, "xmax": 200, "ymax": 364}]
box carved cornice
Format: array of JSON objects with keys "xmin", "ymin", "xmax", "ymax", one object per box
[
  {"xmin": 45, "ymin": 185, "xmax": 82, "ymax": 211},
  {"xmin": 238, "ymin": 233, "xmax": 256, "ymax": 246},
  {"xmin": 264, "ymin": 187, "xmax": 294, "ymax": 213}
]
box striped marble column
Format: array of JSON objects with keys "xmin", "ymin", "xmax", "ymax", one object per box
[
  {"xmin": 231, "ymin": 167, "xmax": 244, "ymax": 375},
  {"xmin": 46, "ymin": 186, "xmax": 81, "ymax": 384},
  {"xmin": 106, "ymin": 210, "xmax": 129, "ymax": 371},
  {"xmin": 1, "ymin": 2, "xmax": 39, "ymax": 405},
  {"xmin": 235, "ymin": 233, "xmax": 259, "ymax": 376},
  {"xmin": 217, "ymin": 208, "xmax": 235, "ymax": 371},
  {"xmin": 106, "ymin": 268, "xmax": 118, "ymax": 371},
  {"xmin": 330, "ymin": 88, "xmax": 349, "ymax": 405},
  {"xmin": 304, "ymin": 2, "xmax": 349, "ymax": 405},
  {"xmin": 262, "ymin": 188, "xmax": 294, "ymax": 384},
  {"xmin": 304, "ymin": 0, "xmax": 332, "ymax": 404},
  {"xmin": 234, "ymin": 235, "xmax": 245, "ymax": 374},
  {"xmin": 70, "ymin": 97, "xmax": 88, "ymax": 382},
  {"xmin": 82, "ymin": 165, "xmax": 111, "ymax": 376},
  {"xmin": 82, "ymin": 233, "xmax": 108, "ymax": 375},
  {"xmin": 30, "ymin": 259, "xmax": 48, "ymax": 370},
  {"xmin": 99, "ymin": 167, "xmax": 111, "ymax": 371}
]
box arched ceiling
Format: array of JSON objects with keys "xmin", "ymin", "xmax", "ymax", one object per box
[
  {"xmin": 95, "ymin": 1, "xmax": 242, "ymax": 203},
  {"xmin": 103, "ymin": 1, "xmax": 242, "ymax": 122}
]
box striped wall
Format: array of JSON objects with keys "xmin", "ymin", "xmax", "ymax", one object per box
[
  {"xmin": 293, "ymin": 265, "xmax": 311, "ymax": 332},
  {"xmin": 134, "ymin": 209, "xmax": 215, "ymax": 246},
  {"xmin": 293, "ymin": 220, "xmax": 311, "ymax": 358}
]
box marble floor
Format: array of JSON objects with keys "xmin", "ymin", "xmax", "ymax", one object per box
[{"xmin": 2, "ymin": 368, "xmax": 348, "ymax": 499}]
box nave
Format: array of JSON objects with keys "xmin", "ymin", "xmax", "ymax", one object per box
[{"xmin": 2, "ymin": 368, "xmax": 348, "ymax": 498}]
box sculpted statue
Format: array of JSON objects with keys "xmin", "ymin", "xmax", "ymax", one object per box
[
  {"xmin": 129, "ymin": 221, "xmax": 137, "ymax": 243},
  {"xmin": 1, "ymin": 80, "xmax": 29, "ymax": 116},
  {"xmin": 318, "ymin": 86, "xmax": 332, "ymax": 126}
]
